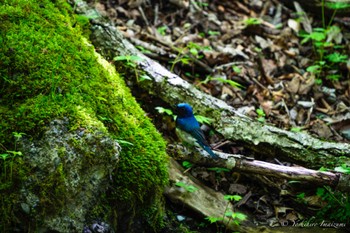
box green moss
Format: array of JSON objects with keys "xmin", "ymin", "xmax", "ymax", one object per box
[{"xmin": 0, "ymin": 0, "xmax": 168, "ymax": 231}]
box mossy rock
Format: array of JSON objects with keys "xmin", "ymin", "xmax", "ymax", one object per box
[{"xmin": 0, "ymin": 0, "xmax": 168, "ymax": 232}]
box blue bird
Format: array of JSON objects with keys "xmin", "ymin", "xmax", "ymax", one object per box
[{"xmin": 175, "ymin": 103, "xmax": 218, "ymax": 159}]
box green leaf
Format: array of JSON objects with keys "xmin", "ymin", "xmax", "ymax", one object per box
[
  {"xmin": 234, "ymin": 212, "xmax": 247, "ymax": 221},
  {"xmin": 12, "ymin": 132, "xmax": 25, "ymax": 140},
  {"xmin": 224, "ymin": 195, "xmax": 242, "ymax": 202},
  {"xmin": 319, "ymin": 166, "xmax": 329, "ymax": 172},
  {"xmin": 257, "ymin": 117, "xmax": 265, "ymax": 123},
  {"xmin": 244, "ymin": 17, "xmax": 261, "ymax": 26},
  {"xmin": 325, "ymin": 52, "xmax": 348, "ymax": 63},
  {"xmin": 139, "ymin": 74, "xmax": 152, "ymax": 82},
  {"xmin": 180, "ymin": 57, "xmax": 190, "ymax": 65},
  {"xmin": 290, "ymin": 127, "xmax": 302, "ymax": 132},
  {"xmin": 205, "ymin": 216, "xmax": 223, "ymax": 224},
  {"xmin": 116, "ymin": 139, "xmax": 134, "ymax": 146},
  {"xmin": 316, "ymin": 187, "xmax": 325, "ymax": 197},
  {"xmin": 225, "ymin": 211, "xmax": 234, "ymax": 217},
  {"xmin": 136, "ymin": 46, "xmax": 151, "ymax": 53},
  {"xmin": 208, "ymin": 30, "xmax": 220, "ymax": 36},
  {"xmin": 210, "ymin": 77, "xmax": 244, "ymax": 89},
  {"xmin": 315, "ymin": 78, "xmax": 323, "ymax": 85},
  {"xmin": 297, "ymin": 192, "xmax": 305, "ymax": 199},
  {"xmin": 113, "ymin": 55, "xmax": 128, "ymax": 61},
  {"xmin": 313, "ymin": 27, "xmax": 325, "ymax": 32},
  {"xmin": 175, "ymin": 181, "xmax": 186, "ymax": 188},
  {"xmin": 155, "ymin": 107, "xmax": 173, "ymax": 116},
  {"xmin": 334, "ymin": 164, "xmax": 350, "ymax": 174},
  {"xmin": 113, "ymin": 55, "xmax": 143, "ymax": 62},
  {"xmin": 157, "ymin": 26, "xmax": 168, "ymax": 36},
  {"xmin": 232, "ymin": 65, "xmax": 241, "ymax": 74},
  {"xmin": 207, "ymin": 167, "xmax": 230, "ymax": 173},
  {"xmin": 6, "ymin": 151, "xmax": 22, "ymax": 156},
  {"xmin": 175, "ymin": 182, "xmax": 198, "ymax": 193},
  {"xmin": 185, "ymin": 185, "xmax": 198, "ymax": 192},
  {"xmin": 326, "ymin": 74, "xmax": 341, "ymax": 81},
  {"xmin": 182, "ymin": 161, "xmax": 193, "ymax": 169},
  {"xmin": 306, "ymin": 65, "xmax": 321, "ymax": 73},
  {"xmin": 194, "ymin": 115, "xmax": 214, "ymax": 124},
  {"xmin": 0, "ymin": 153, "xmax": 9, "ymax": 160},
  {"xmin": 256, "ymin": 108, "xmax": 265, "ymax": 117},
  {"xmin": 325, "ymin": 2, "xmax": 350, "ymax": 9},
  {"xmin": 189, "ymin": 48, "xmax": 198, "ymax": 56},
  {"xmin": 309, "ymin": 31, "xmax": 326, "ymax": 41}
]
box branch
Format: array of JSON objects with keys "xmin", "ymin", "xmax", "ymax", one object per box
[{"xmin": 168, "ymin": 146, "xmax": 349, "ymax": 193}]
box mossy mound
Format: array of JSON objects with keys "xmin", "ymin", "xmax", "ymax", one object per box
[{"xmin": 0, "ymin": 0, "xmax": 168, "ymax": 231}]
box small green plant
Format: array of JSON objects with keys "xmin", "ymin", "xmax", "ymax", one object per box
[
  {"xmin": 316, "ymin": 186, "xmax": 350, "ymax": 222},
  {"xmin": 290, "ymin": 127, "xmax": 302, "ymax": 132},
  {"xmin": 232, "ymin": 65, "xmax": 241, "ymax": 74},
  {"xmin": 205, "ymin": 195, "xmax": 247, "ymax": 232},
  {"xmin": 182, "ymin": 161, "xmax": 193, "ymax": 169},
  {"xmin": 170, "ymin": 42, "xmax": 212, "ymax": 72},
  {"xmin": 0, "ymin": 132, "xmax": 25, "ymax": 181},
  {"xmin": 208, "ymin": 30, "xmax": 220, "ymax": 36},
  {"xmin": 334, "ymin": 164, "xmax": 350, "ymax": 174},
  {"xmin": 170, "ymin": 52, "xmax": 190, "ymax": 72},
  {"xmin": 135, "ymin": 45, "xmax": 151, "ymax": 54},
  {"xmin": 176, "ymin": 181, "xmax": 198, "ymax": 193},
  {"xmin": 243, "ymin": 17, "xmax": 262, "ymax": 27},
  {"xmin": 299, "ymin": 0, "xmax": 350, "ymax": 84},
  {"xmin": 256, "ymin": 108, "xmax": 266, "ymax": 123},
  {"xmin": 157, "ymin": 26, "xmax": 168, "ymax": 36},
  {"xmin": 200, "ymin": 76, "xmax": 244, "ymax": 89},
  {"xmin": 113, "ymin": 55, "xmax": 149, "ymax": 82},
  {"xmin": 296, "ymin": 192, "xmax": 307, "ymax": 204}
]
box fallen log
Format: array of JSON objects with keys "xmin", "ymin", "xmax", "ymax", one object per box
[
  {"xmin": 166, "ymin": 158, "xmax": 289, "ymax": 233},
  {"xmin": 168, "ymin": 147, "xmax": 350, "ymax": 193}
]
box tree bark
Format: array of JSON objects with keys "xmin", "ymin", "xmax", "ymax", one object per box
[{"xmin": 168, "ymin": 146, "xmax": 350, "ymax": 193}]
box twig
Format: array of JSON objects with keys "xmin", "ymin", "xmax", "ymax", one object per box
[
  {"xmin": 138, "ymin": 6, "xmax": 149, "ymax": 26},
  {"xmin": 154, "ymin": 3, "xmax": 159, "ymax": 25}
]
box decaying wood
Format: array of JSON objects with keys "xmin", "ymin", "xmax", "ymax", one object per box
[
  {"xmin": 168, "ymin": 145, "xmax": 350, "ymax": 193},
  {"xmin": 166, "ymin": 158, "xmax": 287, "ymax": 233}
]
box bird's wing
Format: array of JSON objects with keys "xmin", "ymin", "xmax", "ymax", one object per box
[
  {"xmin": 176, "ymin": 116, "xmax": 210, "ymax": 147},
  {"xmin": 190, "ymin": 127, "xmax": 211, "ymax": 147}
]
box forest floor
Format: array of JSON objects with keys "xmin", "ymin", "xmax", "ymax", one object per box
[{"xmin": 87, "ymin": 0, "xmax": 350, "ymax": 232}]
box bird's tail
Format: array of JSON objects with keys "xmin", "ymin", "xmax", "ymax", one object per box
[{"xmin": 203, "ymin": 145, "xmax": 219, "ymax": 159}]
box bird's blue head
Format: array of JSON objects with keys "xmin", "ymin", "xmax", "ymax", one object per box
[{"xmin": 176, "ymin": 103, "xmax": 194, "ymax": 118}]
